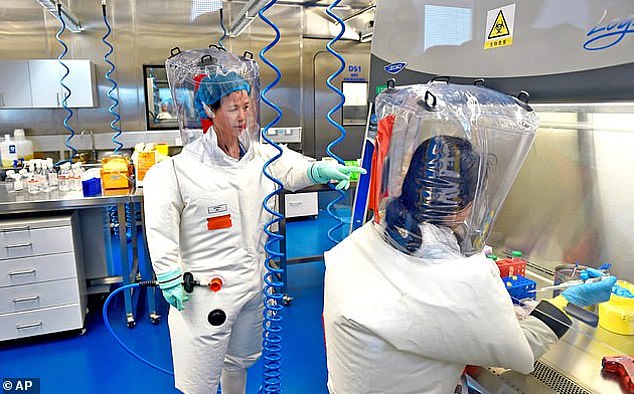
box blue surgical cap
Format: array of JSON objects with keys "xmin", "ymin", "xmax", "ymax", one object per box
[{"xmin": 194, "ymin": 71, "xmax": 251, "ymax": 120}]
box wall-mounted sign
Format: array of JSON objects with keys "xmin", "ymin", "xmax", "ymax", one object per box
[{"xmin": 484, "ymin": 4, "xmax": 515, "ymax": 49}]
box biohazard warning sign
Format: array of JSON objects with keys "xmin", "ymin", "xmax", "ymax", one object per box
[{"xmin": 484, "ymin": 4, "xmax": 515, "ymax": 49}]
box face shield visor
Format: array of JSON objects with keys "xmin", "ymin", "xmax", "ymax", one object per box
[
  {"xmin": 165, "ymin": 47, "xmax": 260, "ymax": 147},
  {"xmin": 372, "ymin": 82, "xmax": 538, "ymax": 257}
]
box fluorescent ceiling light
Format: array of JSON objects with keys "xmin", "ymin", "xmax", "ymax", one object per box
[
  {"xmin": 190, "ymin": 0, "xmax": 223, "ymax": 23},
  {"xmin": 35, "ymin": 0, "xmax": 83, "ymax": 33},
  {"xmin": 229, "ymin": 0, "xmax": 270, "ymax": 37}
]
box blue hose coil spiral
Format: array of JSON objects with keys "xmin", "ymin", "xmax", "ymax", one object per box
[
  {"xmin": 55, "ymin": 3, "xmax": 77, "ymax": 164},
  {"xmin": 324, "ymin": 0, "xmax": 348, "ymax": 244},
  {"xmin": 258, "ymin": 1, "xmax": 285, "ymax": 393},
  {"xmin": 218, "ymin": 8, "xmax": 227, "ymax": 49},
  {"xmin": 102, "ymin": 3, "xmax": 123, "ymax": 153}
]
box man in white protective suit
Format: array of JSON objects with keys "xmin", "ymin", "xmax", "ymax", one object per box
[
  {"xmin": 322, "ymin": 83, "xmax": 616, "ymax": 394},
  {"xmin": 143, "ymin": 47, "xmax": 363, "ymax": 394}
]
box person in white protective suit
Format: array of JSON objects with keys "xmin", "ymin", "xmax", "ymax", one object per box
[
  {"xmin": 143, "ymin": 48, "xmax": 363, "ymax": 394},
  {"xmin": 322, "ymin": 83, "xmax": 616, "ymax": 394}
]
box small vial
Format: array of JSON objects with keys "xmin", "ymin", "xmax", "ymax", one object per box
[
  {"xmin": 58, "ymin": 162, "xmax": 71, "ymax": 192},
  {"xmin": 26, "ymin": 177, "xmax": 39, "ymax": 194},
  {"xmin": 46, "ymin": 159, "xmax": 58, "ymax": 190}
]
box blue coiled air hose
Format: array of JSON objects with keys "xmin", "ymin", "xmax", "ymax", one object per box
[
  {"xmin": 324, "ymin": 0, "xmax": 348, "ymax": 244},
  {"xmin": 101, "ymin": 0, "xmax": 123, "ymax": 153},
  {"xmin": 258, "ymin": 1, "xmax": 285, "ymax": 393},
  {"xmin": 102, "ymin": 0, "xmax": 128, "ymax": 239},
  {"xmin": 55, "ymin": 2, "xmax": 77, "ymax": 166}
]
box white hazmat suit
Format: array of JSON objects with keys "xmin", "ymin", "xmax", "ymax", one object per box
[
  {"xmin": 143, "ymin": 129, "xmax": 313, "ymax": 394},
  {"xmin": 323, "ymin": 222, "xmax": 562, "ymax": 393}
]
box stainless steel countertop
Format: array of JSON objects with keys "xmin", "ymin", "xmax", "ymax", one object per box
[
  {"xmin": 539, "ymin": 319, "xmax": 634, "ymax": 394},
  {"xmin": 0, "ymin": 184, "xmax": 137, "ymax": 214}
]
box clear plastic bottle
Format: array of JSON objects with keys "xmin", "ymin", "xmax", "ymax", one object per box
[
  {"xmin": 1, "ymin": 134, "xmax": 17, "ymax": 168},
  {"xmin": 58, "ymin": 162, "xmax": 72, "ymax": 192},
  {"xmin": 4, "ymin": 170, "xmax": 15, "ymax": 192},
  {"xmin": 35, "ymin": 160, "xmax": 49, "ymax": 192},
  {"xmin": 26, "ymin": 174, "xmax": 39, "ymax": 194},
  {"xmin": 13, "ymin": 172, "xmax": 24, "ymax": 191},
  {"xmin": 13, "ymin": 129, "xmax": 34, "ymax": 162},
  {"xmin": 27, "ymin": 161, "xmax": 39, "ymax": 193},
  {"xmin": 46, "ymin": 159, "xmax": 58, "ymax": 190},
  {"xmin": 70, "ymin": 162, "xmax": 84, "ymax": 191}
]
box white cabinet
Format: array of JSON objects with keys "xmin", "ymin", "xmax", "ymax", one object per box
[
  {"xmin": 0, "ymin": 60, "xmax": 32, "ymax": 108},
  {"xmin": 28, "ymin": 59, "xmax": 97, "ymax": 108},
  {"xmin": 0, "ymin": 213, "xmax": 86, "ymax": 341},
  {"xmin": 0, "ymin": 59, "xmax": 97, "ymax": 108}
]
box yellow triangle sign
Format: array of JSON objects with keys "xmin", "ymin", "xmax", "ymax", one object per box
[{"xmin": 488, "ymin": 10, "xmax": 510, "ymax": 39}]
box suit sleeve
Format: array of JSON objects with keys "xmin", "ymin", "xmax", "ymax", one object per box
[
  {"xmin": 142, "ymin": 158, "xmax": 184, "ymax": 277},
  {"xmin": 258, "ymin": 143, "xmax": 315, "ymax": 191}
]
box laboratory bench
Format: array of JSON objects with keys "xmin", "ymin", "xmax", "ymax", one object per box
[{"xmin": 0, "ymin": 185, "xmax": 153, "ymax": 335}]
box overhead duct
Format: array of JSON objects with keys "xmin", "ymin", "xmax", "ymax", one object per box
[{"xmin": 34, "ymin": 0, "xmax": 83, "ymax": 33}]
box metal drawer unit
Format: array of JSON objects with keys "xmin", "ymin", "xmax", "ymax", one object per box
[{"xmin": 0, "ymin": 214, "xmax": 86, "ymax": 341}]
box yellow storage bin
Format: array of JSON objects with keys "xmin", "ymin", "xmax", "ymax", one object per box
[
  {"xmin": 598, "ymin": 280, "xmax": 634, "ymax": 335},
  {"xmin": 101, "ymin": 155, "xmax": 131, "ymax": 190}
]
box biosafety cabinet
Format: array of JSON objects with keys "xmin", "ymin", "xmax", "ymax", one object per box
[
  {"xmin": 368, "ymin": 1, "xmax": 634, "ymax": 393},
  {"xmin": 0, "ymin": 213, "xmax": 87, "ymax": 341}
]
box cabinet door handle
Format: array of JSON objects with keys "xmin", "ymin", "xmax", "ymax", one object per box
[
  {"xmin": 5, "ymin": 242, "xmax": 33, "ymax": 249},
  {"xmin": 0, "ymin": 92, "xmax": 4, "ymax": 107},
  {"xmin": 1, "ymin": 226, "xmax": 30, "ymax": 232},
  {"xmin": 8, "ymin": 268, "xmax": 36, "ymax": 276},
  {"xmin": 13, "ymin": 295, "xmax": 40, "ymax": 303},
  {"xmin": 16, "ymin": 322, "xmax": 43, "ymax": 330},
  {"xmin": 289, "ymin": 202, "xmax": 303, "ymax": 206}
]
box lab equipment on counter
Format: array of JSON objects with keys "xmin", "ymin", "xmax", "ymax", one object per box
[
  {"xmin": 101, "ymin": 154, "xmax": 131, "ymax": 189},
  {"xmin": 13, "ymin": 129, "xmax": 33, "ymax": 162},
  {"xmin": 598, "ymin": 279, "xmax": 634, "ymax": 335},
  {"xmin": 502, "ymin": 275, "xmax": 536, "ymax": 303},
  {"xmin": 496, "ymin": 250, "xmax": 527, "ymax": 278},
  {"xmin": 81, "ymin": 168, "xmax": 102, "ymax": 197},
  {"xmin": 131, "ymin": 142, "xmax": 168, "ymax": 187},
  {"xmin": 70, "ymin": 162, "xmax": 84, "ymax": 191},
  {"xmin": 602, "ymin": 356, "xmax": 634, "ymax": 394},
  {"xmin": 1, "ymin": 134, "xmax": 17, "ymax": 168},
  {"xmin": 58, "ymin": 162, "xmax": 72, "ymax": 191}
]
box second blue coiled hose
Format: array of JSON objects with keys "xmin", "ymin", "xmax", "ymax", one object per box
[
  {"xmin": 101, "ymin": 0, "xmax": 123, "ymax": 153},
  {"xmin": 55, "ymin": 2, "xmax": 77, "ymax": 164},
  {"xmin": 258, "ymin": 1, "xmax": 285, "ymax": 393},
  {"xmin": 324, "ymin": 0, "xmax": 348, "ymax": 244}
]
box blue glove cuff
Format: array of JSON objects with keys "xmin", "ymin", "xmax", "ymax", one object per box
[{"xmin": 157, "ymin": 269, "xmax": 182, "ymax": 290}]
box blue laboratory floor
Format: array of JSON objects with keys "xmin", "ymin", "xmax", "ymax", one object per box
[{"xmin": 0, "ymin": 209, "xmax": 347, "ymax": 394}]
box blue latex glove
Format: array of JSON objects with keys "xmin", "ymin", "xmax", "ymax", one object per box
[
  {"xmin": 307, "ymin": 162, "xmax": 366, "ymax": 190},
  {"xmin": 612, "ymin": 284, "xmax": 634, "ymax": 298},
  {"xmin": 562, "ymin": 269, "xmax": 617, "ymax": 307},
  {"xmin": 157, "ymin": 269, "xmax": 189, "ymax": 311}
]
